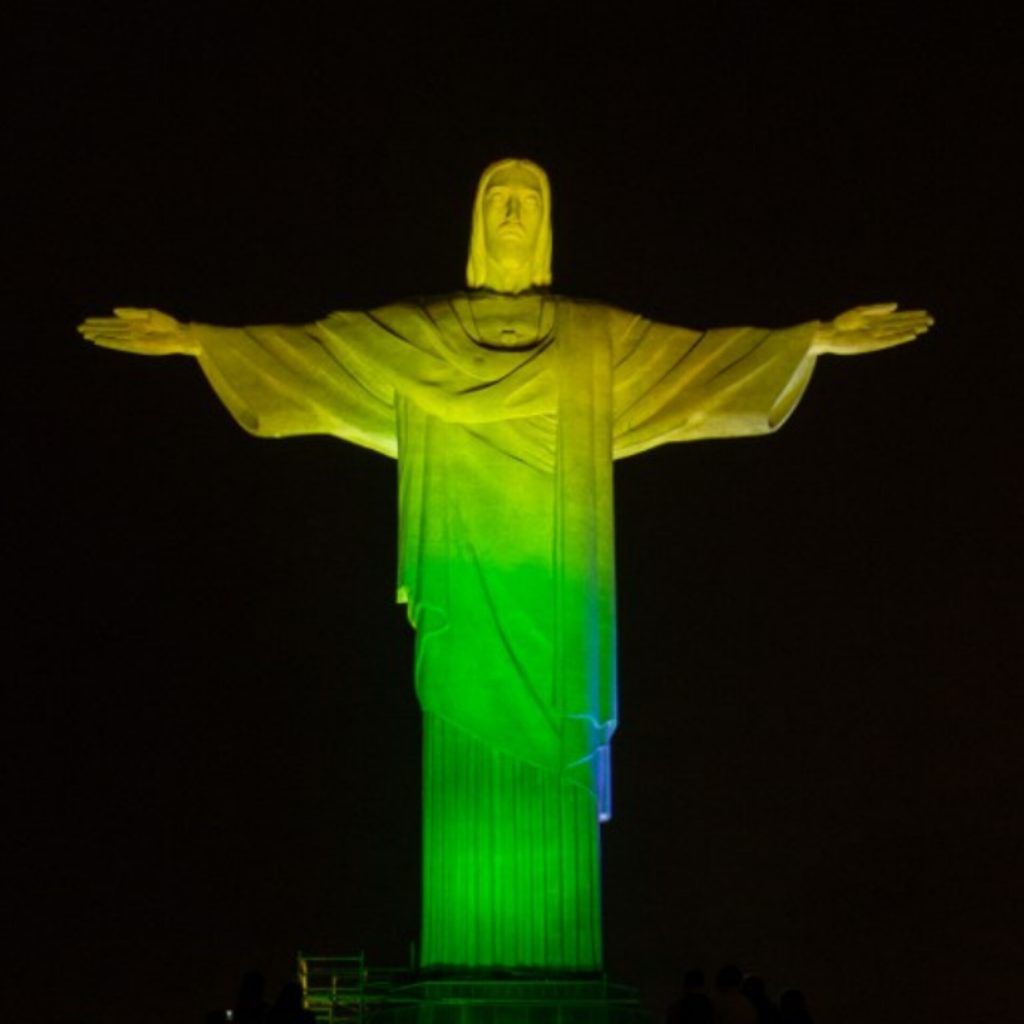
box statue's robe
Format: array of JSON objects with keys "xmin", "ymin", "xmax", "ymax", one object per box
[{"xmin": 194, "ymin": 294, "xmax": 817, "ymax": 970}]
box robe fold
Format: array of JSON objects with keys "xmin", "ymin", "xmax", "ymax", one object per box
[{"xmin": 194, "ymin": 294, "xmax": 816, "ymax": 970}]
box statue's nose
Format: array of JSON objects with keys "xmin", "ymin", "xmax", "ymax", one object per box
[{"xmin": 506, "ymin": 196, "xmax": 520, "ymax": 220}]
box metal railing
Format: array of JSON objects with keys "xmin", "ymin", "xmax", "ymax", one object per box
[{"xmin": 297, "ymin": 952, "xmax": 415, "ymax": 1024}]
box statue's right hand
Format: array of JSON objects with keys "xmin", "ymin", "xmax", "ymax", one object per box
[{"xmin": 77, "ymin": 307, "xmax": 199, "ymax": 356}]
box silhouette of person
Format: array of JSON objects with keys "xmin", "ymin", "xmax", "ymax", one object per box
[
  {"xmin": 778, "ymin": 989, "xmax": 814, "ymax": 1024},
  {"xmin": 233, "ymin": 969, "xmax": 269, "ymax": 1024},
  {"xmin": 267, "ymin": 981, "xmax": 316, "ymax": 1023},
  {"xmin": 740, "ymin": 974, "xmax": 781, "ymax": 1024},
  {"xmin": 712, "ymin": 965, "xmax": 756, "ymax": 1024},
  {"xmin": 666, "ymin": 968, "xmax": 714, "ymax": 1024}
]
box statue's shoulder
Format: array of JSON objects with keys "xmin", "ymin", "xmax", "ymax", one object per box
[
  {"xmin": 317, "ymin": 297, "xmax": 450, "ymax": 339},
  {"xmin": 558, "ymin": 295, "xmax": 645, "ymax": 336},
  {"xmin": 561, "ymin": 295, "xmax": 637, "ymax": 313},
  {"xmin": 409, "ymin": 293, "xmax": 464, "ymax": 319},
  {"xmin": 319, "ymin": 296, "xmax": 444, "ymax": 318}
]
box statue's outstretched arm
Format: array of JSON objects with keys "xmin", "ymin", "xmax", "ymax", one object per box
[
  {"xmin": 79, "ymin": 306, "xmax": 398, "ymax": 454},
  {"xmin": 811, "ymin": 303, "xmax": 933, "ymax": 356},
  {"xmin": 78, "ymin": 308, "xmax": 201, "ymax": 356}
]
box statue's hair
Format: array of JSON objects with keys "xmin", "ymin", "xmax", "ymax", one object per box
[{"xmin": 466, "ymin": 158, "xmax": 553, "ymax": 289}]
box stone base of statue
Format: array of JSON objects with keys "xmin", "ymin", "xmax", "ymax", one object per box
[{"xmin": 372, "ymin": 977, "xmax": 646, "ymax": 1024}]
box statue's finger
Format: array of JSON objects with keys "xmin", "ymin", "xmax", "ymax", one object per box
[
  {"xmin": 112, "ymin": 307, "xmax": 152, "ymax": 319},
  {"xmin": 884, "ymin": 310, "xmax": 931, "ymax": 322},
  {"xmin": 860, "ymin": 302, "xmax": 899, "ymax": 317},
  {"xmin": 879, "ymin": 313, "xmax": 932, "ymax": 329},
  {"xmin": 873, "ymin": 325, "xmax": 922, "ymax": 338},
  {"xmin": 87, "ymin": 333, "xmax": 150, "ymax": 351},
  {"xmin": 81, "ymin": 333, "xmax": 126, "ymax": 345},
  {"xmin": 890, "ymin": 321, "xmax": 933, "ymax": 335},
  {"xmin": 80, "ymin": 328, "xmax": 137, "ymax": 341},
  {"xmin": 90, "ymin": 339, "xmax": 137, "ymax": 352},
  {"xmin": 81, "ymin": 318, "xmax": 135, "ymax": 331},
  {"xmin": 871, "ymin": 331, "xmax": 921, "ymax": 346}
]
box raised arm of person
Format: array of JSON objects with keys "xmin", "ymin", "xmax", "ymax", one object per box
[
  {"xmin": 78, "ymin": 307, "xmax": 399, "ymax": 457},
  {"xmin": 610, "ymin": 303, "xmax": 932, "ymax": 458}
]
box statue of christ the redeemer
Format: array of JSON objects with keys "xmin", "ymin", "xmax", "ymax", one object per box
[{"xmin": 80, "ymin": 158, "xmax": 932, "ymax": 973}]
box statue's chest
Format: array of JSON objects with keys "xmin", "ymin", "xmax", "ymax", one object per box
[{"xmin": 465, "ymin": 295, "xmax": 554, "ymax": 347}]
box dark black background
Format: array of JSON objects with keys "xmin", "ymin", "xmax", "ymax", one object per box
[{"xmin": 5, "ymin": 7, "xmax": 1021, "ymax": 1023}]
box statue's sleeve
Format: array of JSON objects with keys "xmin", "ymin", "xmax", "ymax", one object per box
[
  {"xmin": 611, "ymin": 315, "xmax": 818, "ymax": 458},
  {"xmin": 192, "ymin": 319, "xmax": 398, "ymax": 457}
]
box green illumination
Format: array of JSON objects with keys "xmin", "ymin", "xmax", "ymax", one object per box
[{"xmin": 78, "ymin": 159, "xmax": 933, "ymax": 973}]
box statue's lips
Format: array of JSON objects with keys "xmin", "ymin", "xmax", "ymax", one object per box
[{"xmin": 498, "ymin": 223, "xmax": 525, "ymax": 237}]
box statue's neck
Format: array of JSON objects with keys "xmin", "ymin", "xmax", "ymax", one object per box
[
  {"xmin": 464, "ymin": 291, "xmax": 554, "ymax": 348},
  {"xmin": 481, "ymin": 257, "xmax": 535, "ymax": 296}
]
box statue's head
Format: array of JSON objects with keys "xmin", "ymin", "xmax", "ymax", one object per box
[{"xmin": 466, "ymin": 158, "xmax": 552, "ymax": 293}]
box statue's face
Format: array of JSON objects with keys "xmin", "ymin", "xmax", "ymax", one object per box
[{"xmin": 482, "ymin": 165, "xmax": 544, "ymax": 271}]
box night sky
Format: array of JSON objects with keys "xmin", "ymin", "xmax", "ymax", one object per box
[{"xmin": 6, "ymin": 8, "xmax": 1021, "ymax": 1024}]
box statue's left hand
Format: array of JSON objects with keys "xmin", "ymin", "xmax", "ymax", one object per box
[{"xmin": 812, "ymin": 303, "xmax": 934, "ymax": 356}]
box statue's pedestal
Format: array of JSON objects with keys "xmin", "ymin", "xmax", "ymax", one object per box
[{"xmin": 373, "ymin": 978, "xmax": 647, "ymax": 1024}]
